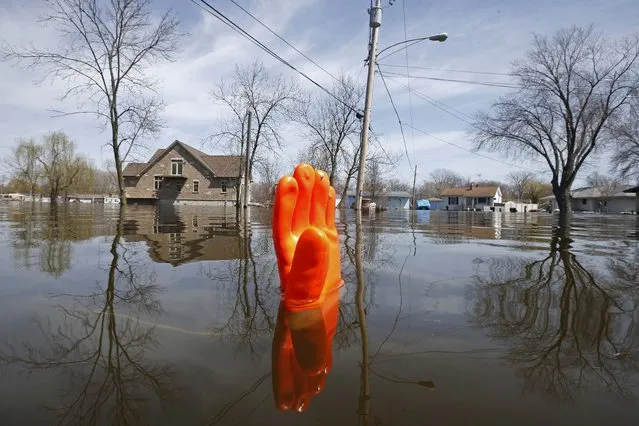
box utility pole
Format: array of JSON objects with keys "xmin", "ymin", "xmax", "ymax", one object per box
[
  {"xmin": 355, "ymin": 0, "xmax": 382, "ymax": 216},
  {"xmin": 412, "ymin": 164, "xmax": 417, "ymax": 210},
  {"xmin": 236, "ymin": 115, "xmax": 245, "ymax": 213},
  {"xmin": 243, "ymin": 110, "xmax": 252, "ymax": 209}
]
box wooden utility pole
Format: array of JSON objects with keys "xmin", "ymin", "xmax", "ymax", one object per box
[
  {"xmin": 243, "ymin": 110, "xmax": 252, "ymax": 209},
  {"xmin": 412, "ymin": 164, "xmax": 417, "ymax": 210}
]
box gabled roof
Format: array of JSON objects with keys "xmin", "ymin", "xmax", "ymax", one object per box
[
  {"xmin": 122, "ymin": 140, "xmax": 242, "ymax": 178},
  {"xmin": 441, "ymin": 185, "xmax": 500, "ymax": 197},
  {"xmin": 122, "ymin": 162, "xmax": 147, "ymax": 177}
]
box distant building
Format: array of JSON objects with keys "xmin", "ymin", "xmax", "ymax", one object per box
[
  {"xmin": 122, "ymin": 140, "xmax": 246, "ymax": 206},
  {"xmin": 440, "ymin": 184, "xmax": 503, "ymax": 211},
  {"xmin": 623, "ymin": 186, "xmax": 638, "ymax": 213},
  {"xmin": 345, "ymin": 191, "xmax": 412, "ymax": 210},
  {"xmin": 541, "ymin": 186, "xmax": 637, "ymax": 214}
]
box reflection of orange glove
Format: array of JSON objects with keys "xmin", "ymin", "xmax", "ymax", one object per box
[
  {"xmin": 273, "ymin": 164, "xmax": 343, "ymax": 308},
  {"xmin": 272, "ymin": 289, "xmax": 340, "ymax": 412}
]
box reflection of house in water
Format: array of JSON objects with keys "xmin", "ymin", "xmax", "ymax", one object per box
[
  {"xmin": 122, "ymin": 206, "xmax": 246, "ymax": 266},
  {"xmin": 427, "ymin": 212, "xmax": 504, "ymax": 242}
]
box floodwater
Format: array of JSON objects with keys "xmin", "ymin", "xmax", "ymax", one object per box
[{"xmin": 0, "ymin": 202, "xmax": 638, "ymax": 426}]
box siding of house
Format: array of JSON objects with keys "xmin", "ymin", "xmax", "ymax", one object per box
[{"xmin": 124, "ymin": 145, "xmax": 241, "ymax": 204}]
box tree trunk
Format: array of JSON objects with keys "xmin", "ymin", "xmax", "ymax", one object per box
[
  {"xmin": 339, "ymin": 174, "xmax": 353, "ymax": 209},
  {"xmin": 553, "ymin": 185, "xmax": 571, "ymax": 230},
  {"xmin": 112, "ymin": 134, "xmax": 126, "ymax": 206}
]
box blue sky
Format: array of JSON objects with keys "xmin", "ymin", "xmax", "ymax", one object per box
[{"xmin": 1, "ymin": 0, "xmax": 638, "ymax": 185}]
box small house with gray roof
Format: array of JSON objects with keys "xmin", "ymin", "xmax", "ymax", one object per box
[{"xmin": 122, "ymin": 140, "xmax": 246, "ymax": 205}]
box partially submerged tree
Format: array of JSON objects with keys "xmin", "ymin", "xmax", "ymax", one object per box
[
  {"xmin": 1, "ymin": 0, "xmax": 183, "ymax": 205},
  {"xmin": 210, "ymin": 60, "xmax": 298, "ymax": 199},
  {"xmin": 610, "ymin": 98, "xmax": 639, "ymax": 181},
  {"xmin": 472, "ymin": 25, "xmax": 639, "ymax": 225},
  {"xmin": 8, "ymin": 138, "xmax": 43, "ymax": 197},
  {"xmin": 291, "ymin": 74, "xmax": 364, "ymax": 185},
  {"xmin": 37, "ymin": 131, "xmax": 86, "ymax": 202}
]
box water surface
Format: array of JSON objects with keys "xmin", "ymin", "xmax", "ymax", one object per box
[{"xmin": 0, "ymin": 202, "xmax": 638, "ymax": 425}]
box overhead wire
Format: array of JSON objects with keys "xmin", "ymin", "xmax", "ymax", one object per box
[
  {"xmin": 381, "ymin": 71, "xmax": 521, "ymax": 88},
  {"xmin": 401, "ymin": 0, "xmax": 416, "ymax": 170},
  {"xmin": 403, "ymin": 123, "xmax": 543, "ymax": 174},
  {"xmin": 378, "ymin": 63, "xmax": 513, "ymax": 77},
  {"xmin": 192, "ymin": 0, "xmax": 361, "ymax": 114},
  {"xmin": 383, "ymin": 73, "xmax": 476, "ymax": 125},
  {"xmin": 226, "ymin": 0, "xmax": 344, "ymax": 86},
  {"xmin": 377, "ymin": 63, "xmax": 413, "ymax": 170}
]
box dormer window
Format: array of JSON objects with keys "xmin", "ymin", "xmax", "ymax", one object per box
[{"xmin": 171, "ymin": 159, "xmax": 183, "ymax": 175}]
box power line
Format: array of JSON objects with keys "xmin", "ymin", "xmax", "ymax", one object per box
[
  {"xmin": 383, "ymin": 74, "xmax": 476, "ymax": 126},
  {"xmin": 400, "ymin": 0, "xmax": 416, "ymax": 163},
  {"xmin": 378, "ymin": 63, "xmax": 513, "ymax": 77},
  {"xmin": 381, "ymin": 71, "xmax": 520, "ymax": 88},
  {"xmin": 192, "ymin": 0, "xmax": 361, "ymax": 114},
  {"xmin": 404, "ymin": 123, "xmax": 543, "ymax": 174},
  {"xmin": 226, "ymin": 0, "xmax": 343, "ymax": 86},
  {"xmin": 377, "ymin": 63, "xmax": 412, "ymax": 170}
]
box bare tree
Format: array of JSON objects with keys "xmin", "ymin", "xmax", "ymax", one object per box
[
  {"xmin": 38, "ymin": 131, "xmax": 85, "ymax": 202},
  {"xmin": 386, "ymin": 178, "xmax": 410, "ymax": 192},
  {"xmin": 586, "ymin": 171, "xmax": 625, "ymax": 212},
  {"xmin": 472, "ymin": 26, "xmax": 639, "ymax": 225},
  {"xmin": 507, "ymin": 171, "xmax": 535, "ymax": 201},
  {"xmin": 428, "ymin": 168, "xmax": 465, "ymax": 195},
  {"xmin": 1, "ymin": 0, "xmax": 182, "ymax": 205},
  {"xmin": 210, "ymin": 60, "xmax": 298, "ymax": 196},
  {"xmin": 8, "ymin": 138, "xmax": 43, "ymax": 197},
  {"xmin": 610, "ymin": 98, "xmax": 639, "ymax": 181},
  {"xmin": 251, "ymin": 156, "xmax": 281, "ymax": 205},
  {"xmin": 291, "ymin": 74, "xmax": 363, "ymax": 185}
]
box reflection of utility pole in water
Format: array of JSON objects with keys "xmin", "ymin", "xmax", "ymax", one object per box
[
  {"xmin": 244, "ymin": 110, "xmax": 252, "ymax": 210},
  {"xmin": 355, "ymin": 205, "xmax": 370, "ymax": 425}
]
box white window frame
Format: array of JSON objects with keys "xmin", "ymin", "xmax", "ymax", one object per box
[
  {"xmin": 449, "ymin": 196, "xmax": 459, "ymax": 205},
  {"xmin": 154, "ymin": 176, "xmax": 163, "ymax": 190},
  {"xmin": 171, "ymin": 159, "xmax": 183, "ymax": 175},
  {"xmin": 221, "ymin": 181, "xmax": 228, "ymax": 193},
  {"xmin": 193, "ymin": 180, "xmax": 199, "ymax": 193}
]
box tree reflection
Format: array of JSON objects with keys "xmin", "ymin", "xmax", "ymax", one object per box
[
  {"xmin": 0, "ymin": 208, "xmax": 171, "ymax": 425},
  {"xmin": 470, "ymin": 227, "xmax": 639, "ymax": 402}
]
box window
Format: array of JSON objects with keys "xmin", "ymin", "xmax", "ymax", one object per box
[
  {"xmin": 176, "ymin": 182, "xmax": 182, "ymax": 192},
  {"xmin": 221, "ymin": 181, "xmax": 228, "ymax": 193},
  {"xmin": 449, "ymin": 196, "xmax": 459, "ymax": 205},
  {"xmin": 154, "ymin": 176, "xmax": 163, "ymax": 190},
  {"xmin": 582, "ymin": 199, "xmax": 587, "ymax": 205},
  {"xmin": 477, "ymin": 197, "xmax": 488, "ymax": 204},
  {"xmin": 171, "ymin": 160, "xmax": 183, "ymax": 175},
  {"xmin": 193, "ymin": 180, "xmax": 199, "ymax": 193}
]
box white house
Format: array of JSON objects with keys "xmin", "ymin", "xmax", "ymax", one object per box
[
  {"xmin": 440, "ymin": 184, "xmax": 502, "ymax": 211},
  {"xmin": 623, "ymin": 186, "xmax": 638, "ymax": 213},
  {"xmin": 542, "ymin": 186, "xmax": 637, "ymax": 214}
]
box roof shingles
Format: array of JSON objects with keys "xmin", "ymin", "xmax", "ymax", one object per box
[
  {"xmin": 440, "ymin": 186, "xmax": 499, "ymax": 197},
  {"xmin": 121, "ymin": 141, "xmax": 242, "ymax": 178}
]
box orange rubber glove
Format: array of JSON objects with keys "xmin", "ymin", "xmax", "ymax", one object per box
[
  {"xmin": 273, "ymin": 164, "xmax": 343, "ymax": 308},
  {"xmin": 271, "ymin": 289, "xmax": 340, "ymax": 412}
]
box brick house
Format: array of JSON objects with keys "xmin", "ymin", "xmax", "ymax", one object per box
[{"xmin": 122, "ymin": 140, "xmax": 246, "ymax": 205}]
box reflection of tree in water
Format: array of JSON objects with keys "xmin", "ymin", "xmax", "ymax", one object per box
[
  {"xmin": 470, "ymin": 228, "xmax": 639, "ymax": 402},
  {"xmin": 204, "ymin": 216, "xmax": 278, "ymax": 359},
  {"xmin": 10, "ymin": 204, "xmax": 116, "ymax": 278},
  {"xmin": 0, "ymin": 210, "xmax": 171, "ymax": 425}
]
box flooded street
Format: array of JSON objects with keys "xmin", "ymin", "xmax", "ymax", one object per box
[{"xmin": 0, "ymin": 202, "xmax": 638, "ymax": 425}]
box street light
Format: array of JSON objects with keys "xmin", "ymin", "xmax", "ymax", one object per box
[
  {"xmin": 375, "ymin": 33, "xmax": 448, "ymax": 60},
  {"xmin": 354, "ymin": 0, "xmax": 447, "ymax": 220}
]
